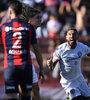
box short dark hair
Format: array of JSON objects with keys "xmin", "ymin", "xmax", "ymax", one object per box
[
  {"xmin": 8, "ymin": 0, "xmax": 22, "ymax": 17},
  {"xmin": 65, "ymin": 27, "xmax": 78, "ymax": 35},
  {"xmin": 21, "ymin": 3, "xmax": 40, "ymax": 21}
]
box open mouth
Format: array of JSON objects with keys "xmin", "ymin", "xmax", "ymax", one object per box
[
  {"xmin": 70, "ymin": 40, "xmax": 74, "ymax": 42},
  {"xmin": 70, "ymin": 39, "xmax": 74, "ymax": 41},
  {"xmin": 70, "ymin": 40, "xmax": 75, "ymax": 44}
]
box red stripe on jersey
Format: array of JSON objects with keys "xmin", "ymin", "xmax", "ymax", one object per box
[
  {"xmin": 1, "ymin": 25, "xmax": 8, "ymax": 68},
  {"xmin": 13, "ymin": 22, "xmax": 22, "ymax": 66},
  {"xmin": 28, "ymin": 25, "xmax": 32, "ymax": 65}
]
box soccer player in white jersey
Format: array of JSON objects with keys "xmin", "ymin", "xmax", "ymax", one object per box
[
  {"xmin": 47, "ymin": 27, "xmax": 90, "ymax": 100},
  {"xmin": 19, "ymin": 3, "xmax": 44, "ymax": 100}
]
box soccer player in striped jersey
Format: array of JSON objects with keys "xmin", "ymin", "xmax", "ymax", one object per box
[
  {"xmin": 19, "ymin": 4, "xmax": 44, "ymax": 100},
  {"xmin": 47, "ymin": 27, "xmax": 90, "ymax": 100},
  {"xmin": 0, "ymin": 0, "xmax": 44, "ymax": 100}
]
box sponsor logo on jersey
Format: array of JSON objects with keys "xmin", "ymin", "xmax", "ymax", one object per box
[
  {"xmin": 5, "ymin": 26, "xmax": 29, "ymax": 32},
  {"xmin": 65, "ymin": 57, "xmax": 80, "ymax": 62}
]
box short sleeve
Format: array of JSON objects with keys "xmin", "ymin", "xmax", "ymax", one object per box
[
  {"xmin": 82, "ymin": 43, "xmax": 90, "ymax": 55},
  {"xmin": 53, "ymin": 46, "xmax": 61, "ymax": 62}
]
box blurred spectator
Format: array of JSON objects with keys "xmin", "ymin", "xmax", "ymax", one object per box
[
  {"xmin": 0, "ymin": 0, "xmax": 8, "ymax": 23},
  {"xmin": 47, "ymin": 13, "xmax": 62, "ymax": 38},
  {"xmin": 0, "ymin": 0, "xmax": 8, "ymax": 11},
  {"xmin": 34, "ymin": 0, "xmax": 48, "ymax": 38},
  {"xmin": 47, "ymin": 39, "xmax": 61, "ymax": 58},
  {"xmin": 1, "ymin": 11, "xmax": 9, "ymax": 23},
  {"xmin": 59, "ymin": 0, "xmax": 71, "ymax": 15},
  {"xmin": 48, "ymin": 39, "xmax": 56, "ymax": 55},
  {"xmin": 34, "ymin": 0, "xmax": 45, "ymax": 12},
  {"xmin": 81, "ymin": 0, "xmax": 90, "ymax": 15},
  {"xmin": 44, "ymin": 0, "xmax": 60, "ymax": 15},
  {"xmin": 85, "ymin": 15, "xmax": 90, "ymax": 36},
  {"xmin": 55, "ymin": 40, "xmax": 61, "ymax": 48},
  {"xmin": 0, "ymin": 11, "xmax": 7, "ymax": 23},
  {"xmin": 81, "ymin": 0, "xmax": 90, "ymax": 36},
  {"xmin": 72, "ymin": 0, "xmax": 88, "ymax": 36},
  {"xmin": 19, "ymin": 0, "xmax": 35, "ymax": 7},
  {"xmin": 59, "ymin": 0, "xmax": 76, "ymax": 37},
  {"xmin": 36, "ymin": 24, "xmax": 48, "ymax": 38}
]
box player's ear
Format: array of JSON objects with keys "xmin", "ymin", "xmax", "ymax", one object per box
[
  {"xmin": 8, "ymin": 7, "xmax": 12, "ymax": 15},
  {"xmin": 8, "ymin": 7, "xmax": 13, "ymax": 19}
]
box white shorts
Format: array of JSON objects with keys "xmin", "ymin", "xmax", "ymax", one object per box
[
  {"xmin": 32, "ymin": 64, "xmax": 38, "ymax": 83},
  {"xmin": 63, "ymin": 75, "xmax": 90, "ymax": 99}
]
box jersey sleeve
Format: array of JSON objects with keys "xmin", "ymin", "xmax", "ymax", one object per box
[
  {"xmin": 53, "ymin": 46, "xmax": 61, "ymax": 62},
  {"xmin": 81, "ymin": 43, "xmax": 90, "ymax": 56},
  {"xmin": 30, "ymin": 24, "xmax": 37, "ymax": 44}
]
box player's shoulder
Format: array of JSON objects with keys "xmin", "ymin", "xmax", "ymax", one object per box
[
  {"xmin": 56, "ymin": 42, "xmax": 67, "ymax": 51},
  {"xmin": 77, "ymin": 42, "xmax": 87, "ymax": 47},
  {"xmin": 77, "ymin": 42, "xmax": 90, "ymax": 51},
  {"xmin": 58, "ymin": 42, "xmax": 67, "ymax": 48}
]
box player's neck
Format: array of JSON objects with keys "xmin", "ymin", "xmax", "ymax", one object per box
[
  {"xmin": 68, "ymin": 43, "xmax": 77, "ymax": 49},
  {"xmin": 10, "ymin": 14, "xmax": 17, "ymax": 20}
]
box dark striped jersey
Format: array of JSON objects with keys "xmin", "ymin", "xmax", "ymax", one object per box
[{"xmin": 0, "ymin": 18, "xmax": 37, "ymax": 68}]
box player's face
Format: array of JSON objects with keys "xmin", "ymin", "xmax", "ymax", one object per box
[
  {"xmin": 66, "ymin": 30, "xmax": 78, "ymax": 48},
  {"xmin": 29, "ymin": 14, "xmax": 41, "ymax": 28}
]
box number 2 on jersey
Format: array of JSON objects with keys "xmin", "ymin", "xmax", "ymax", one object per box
[{"xmin": 12, "ymin": 32, "xmax": 22, "ymax": 48}]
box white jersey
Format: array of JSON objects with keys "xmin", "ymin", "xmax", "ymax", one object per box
[{"xmin": 53, "ymin": 42, "xmax": 90, "ymax": 86}]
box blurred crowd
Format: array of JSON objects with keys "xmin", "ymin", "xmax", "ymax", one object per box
[
  {"xmin": 0, "ymin": 0, "xmax": 90, "ymax": 82},
  {"xmin": 0, "ymin": 0, "xmax": 90, "ymax": 37},
  {"xmin": 20, "ymin": 0, "xmax": 90, "ymax": 38}
]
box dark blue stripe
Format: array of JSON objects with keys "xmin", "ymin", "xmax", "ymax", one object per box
[{"xmin": 5, "ymin": 21, "xmax": 14, "ymax": 67}]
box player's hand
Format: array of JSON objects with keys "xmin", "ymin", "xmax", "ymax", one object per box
[
  {"xmin": 39, "ymin": 68, "xmax": 45, "ymax": 84},
  {"xmin": 47, "ymin": 58, "xmax": 53, "ymax": 71}
]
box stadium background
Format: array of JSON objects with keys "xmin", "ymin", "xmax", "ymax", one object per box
[{"xmin": 0, "ymin": 0, "xmax": 90, "ymax": 100}]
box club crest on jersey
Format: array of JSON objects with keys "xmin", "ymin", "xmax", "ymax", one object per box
[
  {"xmin": 77, "ymin": 51, "xmax": 82, "ymax": 58},
  {"xmin": 5, "ymin": 26, "xmax": 10, "ymax": 32},
  {"xmin": 70, "ymin": 89, "xmax": 75, "ymax": 94}
]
